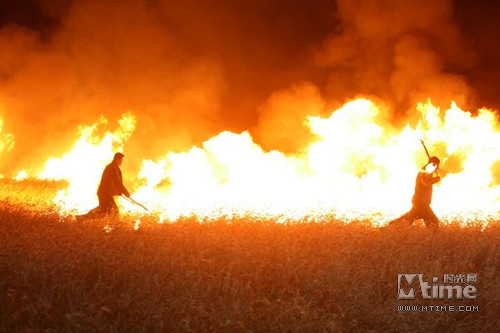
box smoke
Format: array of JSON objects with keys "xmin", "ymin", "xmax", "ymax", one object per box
[
  {"xmin": 0, "ymin": 0, "xmax": 229, "ymax": 174},
  {"xmin": 253, "ymin": 83, "xmax": 326, "ymax": 153},
  {"xmin": 0, "ymin": 0, "xmax": 335, "ymax": 173},
  {"xmin": 316, "ymin": 0, "xmax": 476, "ymax": 114},
  {"xmin": 0, "ymin": 0, "xmax": 498, "ymax": 173},
  {"xmin": 253, "ymin": 0, "xmax": 482, "ymax": 152}
]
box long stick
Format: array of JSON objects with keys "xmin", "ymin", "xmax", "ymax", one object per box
[
  {"xmin": 122, "ymin": 195, "xmax": 149, "ymax": 212},
  {"xmin": 420, "ymin": 139, "xmax": 430, "ymax": 159},
  {"xmin": 419, "ymin": 139, "xmax": 439, "ymax": 177}
]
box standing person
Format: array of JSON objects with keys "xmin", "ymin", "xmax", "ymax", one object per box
[
  {"xmin": 97, "ymin": 152, "xmax": 130, "ymax": 219},
  {"xmin": 387, "ymin": 156, "xmax": 442, "ymax": 228}
]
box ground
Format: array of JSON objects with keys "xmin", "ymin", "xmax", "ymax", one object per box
[{"xmin": 0, "ymin": 181, "xmax": 499, "ymax": 332}]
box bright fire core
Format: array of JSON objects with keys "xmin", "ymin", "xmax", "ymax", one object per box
[{"xmin": 6, "ymin": 98, "xmax": 500, "ymax": 225}]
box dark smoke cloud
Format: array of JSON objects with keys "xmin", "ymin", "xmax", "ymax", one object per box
[
  {"xmin": 455, "ymin": 0, "xmax": 500, "ymax": 109},
  {"xmin": 316, "ymin": 0, "xmax": 475, "ymax": 113},
  {"xmin": 256, "ymin": 0, "xmax": 499, "ymax": 152},
  {"xmin": 0, "ymin": 0, "xmax": 499, "ymax": 172}
]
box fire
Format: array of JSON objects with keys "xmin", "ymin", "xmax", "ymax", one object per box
[
  {"xmin": 131, "ymin": 98, "xmax": 500, "ymax": 224},
  {"xmin": 13, "ymin": 169, "xmax": 28, "ymax": 181},
  {"xmin": 0, "ymin": 118, "xmax": 15, "ymax": 156},
  {"xmin": 38, "ymin": 113, "xmax": 136, "ymax": 214},
  {"xmin": 9, "ymin": 98, "xmax": 499, "ymax": 225}
]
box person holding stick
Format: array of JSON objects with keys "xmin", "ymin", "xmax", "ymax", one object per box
[
  {"xmin": 96, "ymin": 152, "xmax": 130, "ymax": 219},
  {"xmin": 77, "ymin": 152, "xmax": 149, "ymax": 224},
  {"xmin": 386, "ymin": 140, "xmax": 442, "ymax": 228}
]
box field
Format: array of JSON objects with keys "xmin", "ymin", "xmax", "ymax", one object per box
[{"xmin": 0, "ymin": 180, "xmax": 499, "ymax": 332}]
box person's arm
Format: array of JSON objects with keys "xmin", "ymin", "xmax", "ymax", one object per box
[
  {"xmin": 117, "ymin": 169, "xmax": 130, "ymax": 197},
  {"xmin": 111, "ymin": 166, "xmax": 130, "ymax": 197},
  {"xmin": 122, "ymin": 185, "xmax": 130, "ymax": 197},
  {"xmin": 430, "ymin": 175, "xmax": 441, "ymax": 184},
  {"xmin": 420, "ymin": 173, "xmax": 440, "ymax": 186}
]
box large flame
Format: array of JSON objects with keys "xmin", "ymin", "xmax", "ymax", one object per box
[
  {"xmin": 16, "ymin": 98, "xmax": 500, "ymax": 225},
  {"xmin": 38, "ymin": 113, "xmax": 136, "ymax": 214},
  {"xmin": 131, "ymin": 99, "xmax": 500, "ymax": 224}
]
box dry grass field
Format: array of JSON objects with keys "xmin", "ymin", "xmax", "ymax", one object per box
[{"xmin": 0, "ymin": 180, "xmax": 499, "ymax": 332}]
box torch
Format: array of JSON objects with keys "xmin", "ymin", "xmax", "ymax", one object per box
[{"xmin": 419, "ymin": 139, "xmax": 440, "ymax": 177}]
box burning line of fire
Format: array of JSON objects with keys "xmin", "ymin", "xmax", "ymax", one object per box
[{"xmin": 3, "ymin": 98, "xmax": 500, "ymax": 225}]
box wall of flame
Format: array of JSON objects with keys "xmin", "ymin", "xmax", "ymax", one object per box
[{"xmin": 2, "ymin": 98, "xmax": 497, "ymax": 225}]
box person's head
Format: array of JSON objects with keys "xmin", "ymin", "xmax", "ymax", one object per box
[
  {"xmin": 113, "ymin": 152, "xmax": 124, "ymax": 166},
  {"xmin": 424, "ymin": 156, "xmax": 440, "ymax": 174}
]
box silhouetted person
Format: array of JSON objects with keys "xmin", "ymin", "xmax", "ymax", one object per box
[
  {"xmin": 387, "ymin": 156, "xmax": 441, "ymax": 228},
  {"xmin": 97, "ymin": 152, "xmax": 130, "ymax": 219}
]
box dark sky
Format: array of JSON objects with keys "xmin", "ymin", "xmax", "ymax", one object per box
[
  {"xmin": 454, "ymin": 0, "xmax": 500, "ymax": 108},
  {"xmin": 0, "ymin": 0, "xmax": 499, "ymax": 172}
]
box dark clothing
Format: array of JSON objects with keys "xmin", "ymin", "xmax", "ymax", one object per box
[
  {"xmin": 98, "ymin": 192, "xmax": 119, "ymax": 219},
  {"xmin": 98, "ymin": 162, "xmax": 129, "ymax": 197},
  {"xmin": 412, "ymin": 171, "xmax": 439, "ymax": 207},
  {"xmin": 388, "ymin": 204, "xmax": 439, "ymax": 228},
  {"xmin": 97, "ymin": 162, "xmax": 129, "ymax": 217},
  {"xmin": 389, "ymin": 170, "xmax": 440, "ymax": 228}
]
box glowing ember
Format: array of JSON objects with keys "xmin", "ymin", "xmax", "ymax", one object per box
[{"xmin": 134, "ymin": 219, "xmax": 141, "ymax": 231}]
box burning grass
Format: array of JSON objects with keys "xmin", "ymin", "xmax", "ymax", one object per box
[
  {"xmin": 0, "ymin": 203, "xmax": 499, "ymax": 332},
  {"xmin": 0, "ymin": 179, "xmax": 66, "ymax": 213}
]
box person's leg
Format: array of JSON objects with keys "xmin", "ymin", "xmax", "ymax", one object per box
[
  {"xmin": 97, "ymin": 195, "xmax": 121, "ymax": 230},
  {"xmin": 76, "ymin": 206, "xmax": 100, "ymax": 221},
  {"xmin": 108, "ymin": 198, "xmax": 119, "ymax": 220},
  {"xmin": 422, "ymin": 206, "xmax": 440, "ymax": 228},
  {"xmin": 387, "ymin": 209, "xmax": 416, "ymax": 227},
  {"xmin": 98, "ymin": 194, "xmax": 114, "ymax": 217}
]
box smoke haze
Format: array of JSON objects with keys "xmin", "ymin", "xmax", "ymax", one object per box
[{"xmin": 0, "ymin": 0, "xmax": 499, "ymax": 173}]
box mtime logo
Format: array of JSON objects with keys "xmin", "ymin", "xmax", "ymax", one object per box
[{"xmin": 397, "ymin": 273, "xmax": 478, "ymax": 300}]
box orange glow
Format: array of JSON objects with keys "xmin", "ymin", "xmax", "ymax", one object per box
[
  {"xmin": 13, "ymin": 169, "xmax": 28, "ymax": 181},
  {"xmin": 138, "ymin": 99, "xmax": 499, "ymax": 224},
  {"xmin": 22, "ymin": 98, "xmax": 498, "ymax": 225},
  {"xmin": 0, "ymin": 118, "xmax": 14, "ymax": 157}
]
